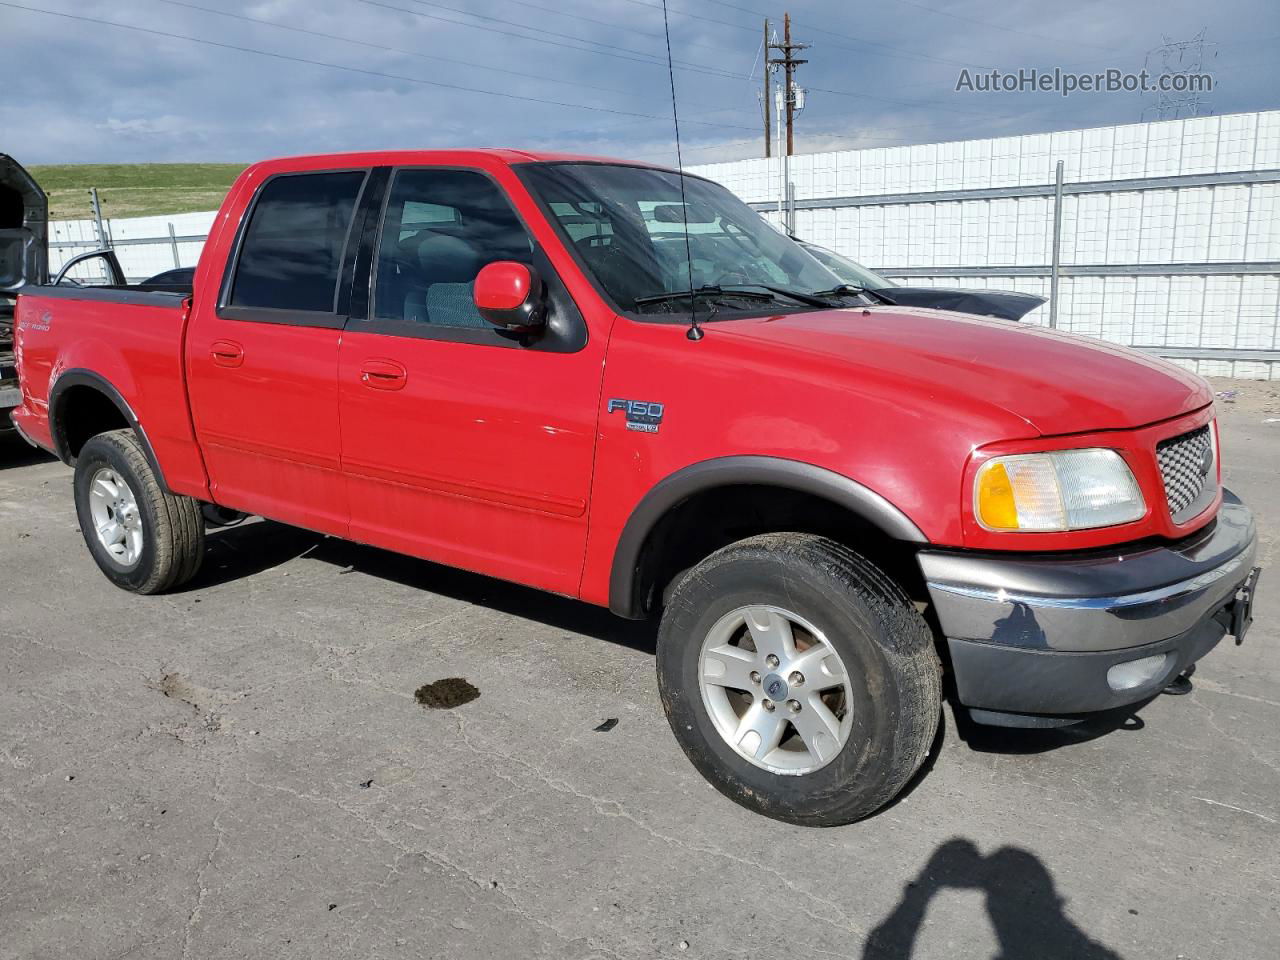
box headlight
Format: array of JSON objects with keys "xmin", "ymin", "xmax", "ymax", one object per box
[{"xmin": 974, "ymin": 448, "xmax": 1145, "ymax": 532}]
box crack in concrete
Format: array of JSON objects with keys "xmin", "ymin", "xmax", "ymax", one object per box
[
  {"xmin": 181, "ymin": 803, "xmax": 227, "ymax": 960},
  {"xmin": 1192, "ymin": 796, "xmax": 1278, "ymax": 824},
  {"xmin": 240, "ymin": 772, "xmax": 626, "ymax": 960},
  {"xmin": 450, "ymin": 715, "xmax": 872, "ymax": 942}
]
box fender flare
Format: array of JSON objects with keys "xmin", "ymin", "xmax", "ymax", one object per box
[
  {"xmin": 607, "ymin": 455, "xmax": 928, "ymax": 618},
  {"xmin": 48, "ymin": 369, "xmax": 170, "ymax": 492}
]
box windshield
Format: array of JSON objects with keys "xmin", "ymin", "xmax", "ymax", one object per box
[
  {"xmin": 799, "ymin": 243, "xmax": 897, "ymax": 289},
  {"xmin": 519, "ymin": 163, "xmax": 847, "ymax": 316}
]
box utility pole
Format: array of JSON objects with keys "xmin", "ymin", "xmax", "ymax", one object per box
[
  {"xmin": 767, "ymin": 12, "xmax": 808, "ymax": 156},
  {"xmin": 762, "ymin": 18, "xmax": 771, "ymax": 158},
  {"xmin": 767, "ymin": 12, "xmax": 808, "ymax": 231}
]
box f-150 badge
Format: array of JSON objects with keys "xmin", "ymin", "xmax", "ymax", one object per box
[{"xmin": 608, "ymin": 398, "xmax": 664, "ymax": 434}]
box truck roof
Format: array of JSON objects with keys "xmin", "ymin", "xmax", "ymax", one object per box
[{"xmin": 246, "ymin": 148, "xmax": 673, "ymax": 173}]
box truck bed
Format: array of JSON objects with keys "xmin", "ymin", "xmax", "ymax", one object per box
[{"xmin": 9, "ymin": 285, "xmax": 196, "ymax": 465}]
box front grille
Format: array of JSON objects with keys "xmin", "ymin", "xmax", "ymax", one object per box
[{"xmin": 1157, "ymin": 425, "xmax": 1215, "ymax": 523}]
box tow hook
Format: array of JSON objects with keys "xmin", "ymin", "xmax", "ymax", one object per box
[{"xmin": 1162, "ymin": 665, "xmax": 1195, "ymax": 696}]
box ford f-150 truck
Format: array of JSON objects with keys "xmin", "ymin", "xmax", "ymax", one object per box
[{"xmin": 10, "ymin": 150, "xmax": 1262, "ymax": 826}]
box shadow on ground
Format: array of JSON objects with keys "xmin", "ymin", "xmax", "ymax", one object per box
[
  {"xmin": 0, "ymin": 432, "xmax": 57, "ymax": 469},
  {"xmin": 194, "ymin": 519, "xmax": 657, "ymax": 653},
  {"xmin": 192, "ymin": 519, "xmax": 1163, "ymax": 789},
  {"xmin": 863, "ymin": 838, "xmax": 1125, "ymax": 959},
  {"xmin": 950, "ymin": 699, "xmax": 1156, "ymax": 756}
]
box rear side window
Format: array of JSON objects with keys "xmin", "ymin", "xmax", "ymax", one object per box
[{"xmin": 230, "ymin": 171, "xmax": 366, "ymax": 312}]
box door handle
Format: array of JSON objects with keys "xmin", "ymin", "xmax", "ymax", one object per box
[
  {"xmin": 210, "ymin": 340, "xmax": 244, "ymax": 368},
  {"xmin": 360, "ymin": 359, "xmax": 408, "ymax": 391}
]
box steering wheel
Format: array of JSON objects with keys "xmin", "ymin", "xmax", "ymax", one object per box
[{"xmin": 575, "ymin": 233, "xmax": 615, "ymax": 254}]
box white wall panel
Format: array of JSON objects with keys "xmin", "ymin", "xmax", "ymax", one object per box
[
  {"xmin": 1108, "ymin": 192, "xmax": 1143, "ymax": 264},
  {"xmin": 1079, "ymin": 126, "xmax": 1114, "ymax": 181},
  {"xmin": 1208, "ymin": 185, "xmax": 1250, "ymax": 261},
  {"xmin": 1246, "ymin": 184, "xmax": 1280, "ymax": 261},
  {"xmin": 1201, "ymin": 277, "xmax": 1243, "ymax": 348}
]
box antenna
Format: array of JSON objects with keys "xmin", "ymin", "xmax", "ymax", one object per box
[{"xmin": 658, "ymin": 0, "xmax": 703, "ymax": 342}]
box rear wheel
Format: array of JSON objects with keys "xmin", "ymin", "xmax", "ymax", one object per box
[
  {"xmin": 656, "ymin": 533, "xmax": 941, "ymax": 826},
  {"xmin": 73, "ymin": 429, "xmax": 205, "ymax": 594}
]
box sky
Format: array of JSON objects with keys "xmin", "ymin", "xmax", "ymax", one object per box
[{"xmin": 1, "ymin": 0, "xmax": 1277, "ymax": 168}]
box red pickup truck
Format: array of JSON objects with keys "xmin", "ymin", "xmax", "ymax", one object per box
[{"xmin": 10, "ymin": 150, "xmax": 1262, "ymax": 825}]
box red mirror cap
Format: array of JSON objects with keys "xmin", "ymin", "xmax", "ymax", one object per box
[{"xmin": 475, "ymin": 261, "xmax": 533, "ymax": 311}]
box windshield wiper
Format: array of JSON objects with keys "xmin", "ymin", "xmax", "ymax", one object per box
[
  {"xmin": 718, "ymin": 283, "xmax": 846, "ymax": 308},
  {"xmin": 811, "ymin": 283, "xmax": 897, "ymax": 305},
  {"xmin": 633, "ymin": 285, "xmax": 776, "ymax": 308}
]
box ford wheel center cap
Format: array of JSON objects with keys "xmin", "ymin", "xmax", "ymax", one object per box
[{"xmin": 763, "ymin": 673, "xmax": 788, "ymax": 701}]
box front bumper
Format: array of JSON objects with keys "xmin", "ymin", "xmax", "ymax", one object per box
[{"xmin": 919, "ymin": 491, "xmax": 1260, "ymax": 722}]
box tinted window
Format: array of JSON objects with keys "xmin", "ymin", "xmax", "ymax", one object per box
[
  {"xmin": 231, "ymin": 171, "xmax": 366, "ymax": 312},
  {"xmin": 373, "ymin": 169, "xmax": 532, "ymax": 329},
  {"xmin": 521, "ymin": 163, "xmax": 842, "ymax": 316}
]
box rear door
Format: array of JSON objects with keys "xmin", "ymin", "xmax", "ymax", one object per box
[
  {"xmin": 185, "ymin": 168, "xmax": 381, "ymax": 534},
  {"xmin": 1, "ymin": 155, "xmax": 47, "ymax": 404},
  {"xmin": 336, "ymin": 165, "xmax": 605, "ymax": 595},
  {"xmin": 0, "ymin": 155, "xmax": 47, "ymax": 309}
]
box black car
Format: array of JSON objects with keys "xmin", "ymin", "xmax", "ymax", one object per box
[
  {"xmin": 1, "ymin": 154, "xmax": 48, "ymax": 430},
  {"xmin": 798, "ymin": 240, "xmax": 1046, "ymax": 322}
]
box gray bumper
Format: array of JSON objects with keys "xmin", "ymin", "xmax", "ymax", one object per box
[{"xmin": 919, "ymin": 491, "xmax": 1259, "ymax": 717}]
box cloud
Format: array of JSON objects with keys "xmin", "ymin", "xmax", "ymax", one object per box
[
  {"xmin": 97, "ymin": 116, "xmax": 191, "ymax": 137},
  {"xmin": 0, "ymin": 0, "xmax": 1271, "ymax": 165}
]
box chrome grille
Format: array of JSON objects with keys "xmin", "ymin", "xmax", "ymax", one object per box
[{"xmin": 1157, "ymin": 425, "xmax": 1215, "ymax": 523}]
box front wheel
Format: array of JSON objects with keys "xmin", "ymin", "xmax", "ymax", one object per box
[
  {"xmin": 73, "ymin": 429, "xmax": 205, "ymax": 594},
  {"xmin": 656, "ymin": 534, "xmax": 941, "ymax": 826}
]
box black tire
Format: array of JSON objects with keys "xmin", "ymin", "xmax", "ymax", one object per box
[
  {"xmin": 656, "ymin": 533, "xmax": 941, "ymax": 826},
  {"xmin": 73, "ymin": 429, "xmax": 205, "ymax": 594}
]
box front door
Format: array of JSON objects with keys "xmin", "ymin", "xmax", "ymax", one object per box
[
  {"xmin": 337, "ymin": 165, "xmax": 605, "ymax": 596},
  {"xmin": 186, "ymin": 168, "xmax": 374, "ymax": 535}
]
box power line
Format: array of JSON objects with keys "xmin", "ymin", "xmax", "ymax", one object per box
[
  {"xmin": 500, "ymin": 0, "xmax": 668, "ymax": 41},
  {"xmin": 357, "ymin": 0, "xmax": 748, "ymax": 83},
  {"xmin": 881, "ymin": 0, "xmax": 1121, "ymax": 52},
  {"xmin": 692, "ymin": 0, "xmax": 1111, "ymax": 58},
  {"xmin": 488, "ymin": 0, "xmax": 748, "ymax": 59},
  {"xmin": 151, "ymin": 0, "xmax": 637, "ymax": 98},
  {"xmin": 394, "ymin": 0, "xmax": 711, "ymax": 70},
  {"xmin": 612, "ymin": 0, "xmax": 996, "ymax": 70},
  {"xmin": 154, "ymin": 0, "xmax": 754, "ymax": 118},
  {"xmin": 0, "ymin": 1, "xmax": 762, "ymax": 132},
  {"xmin": 362, "ymin": 0, "xmax": 1013, "ymax": 119}
]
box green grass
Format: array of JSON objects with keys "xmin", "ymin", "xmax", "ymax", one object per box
[{"xmin": 29, "ymin": 163, "xmax": 247, "ymax": 221}]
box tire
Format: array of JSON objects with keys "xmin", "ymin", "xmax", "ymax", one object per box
[
  {"xmin": 656, "ymin": 533, "xmax": 941, "ymax": 826},
  {"xmin": 73, "ymin": 429, "xmax": 205, "ymax": 594}
]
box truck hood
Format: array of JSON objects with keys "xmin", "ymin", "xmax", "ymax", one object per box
[{"xmin": 718, "ymin": 306, "xmax": 1212, "ymax": 436}]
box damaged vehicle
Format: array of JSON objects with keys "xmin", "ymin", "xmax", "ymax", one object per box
[
  {"xmin": 796, "ymin": 238, "xmax": 1046, "ymax": 322},
  {"xmin": 0, "ymin": 155, "xmax": 47, "ymax": 433},
  {"xmin": 10, "ymin": 150, "xmax": 1263, "ymax": 825}
]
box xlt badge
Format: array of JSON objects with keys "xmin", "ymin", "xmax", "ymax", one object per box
[{"xmin": 608, "ymin": 398, "xmax": 664, "ymax": 434}]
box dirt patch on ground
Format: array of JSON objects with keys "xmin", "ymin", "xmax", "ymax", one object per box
[
  {"xmin": 414, "ymin": 678, "xmax": 480, "ymax": 709},
  {"xmin": 1207, "ymin": 377, "xmax": 1280, "ymax": 418},
  {"xmin": 148, "ymin": 672, "xmax": 234, "ymax": 738}
]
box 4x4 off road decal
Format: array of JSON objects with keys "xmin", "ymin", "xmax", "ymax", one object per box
[{"xmin": 608, "ymin": 399, "xmax": 664, "ymax": 434}]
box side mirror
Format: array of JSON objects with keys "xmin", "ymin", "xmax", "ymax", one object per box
[{"xmin": 473, "ymin": 261, "xmax": 546, "ymax": 334}]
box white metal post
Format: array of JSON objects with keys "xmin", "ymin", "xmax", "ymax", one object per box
[
  {"xmin": 1049, "ymin": 160, "xmax": 1064, "ymax": 329},
  {"xmin": 775, "ymin": 81, "xmax": 785, "ymax": 224}
]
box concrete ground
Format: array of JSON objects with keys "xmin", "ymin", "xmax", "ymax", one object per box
[{"xmin": 2, "ymin": 378, "xmax": 1277, "ymax": 960}]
